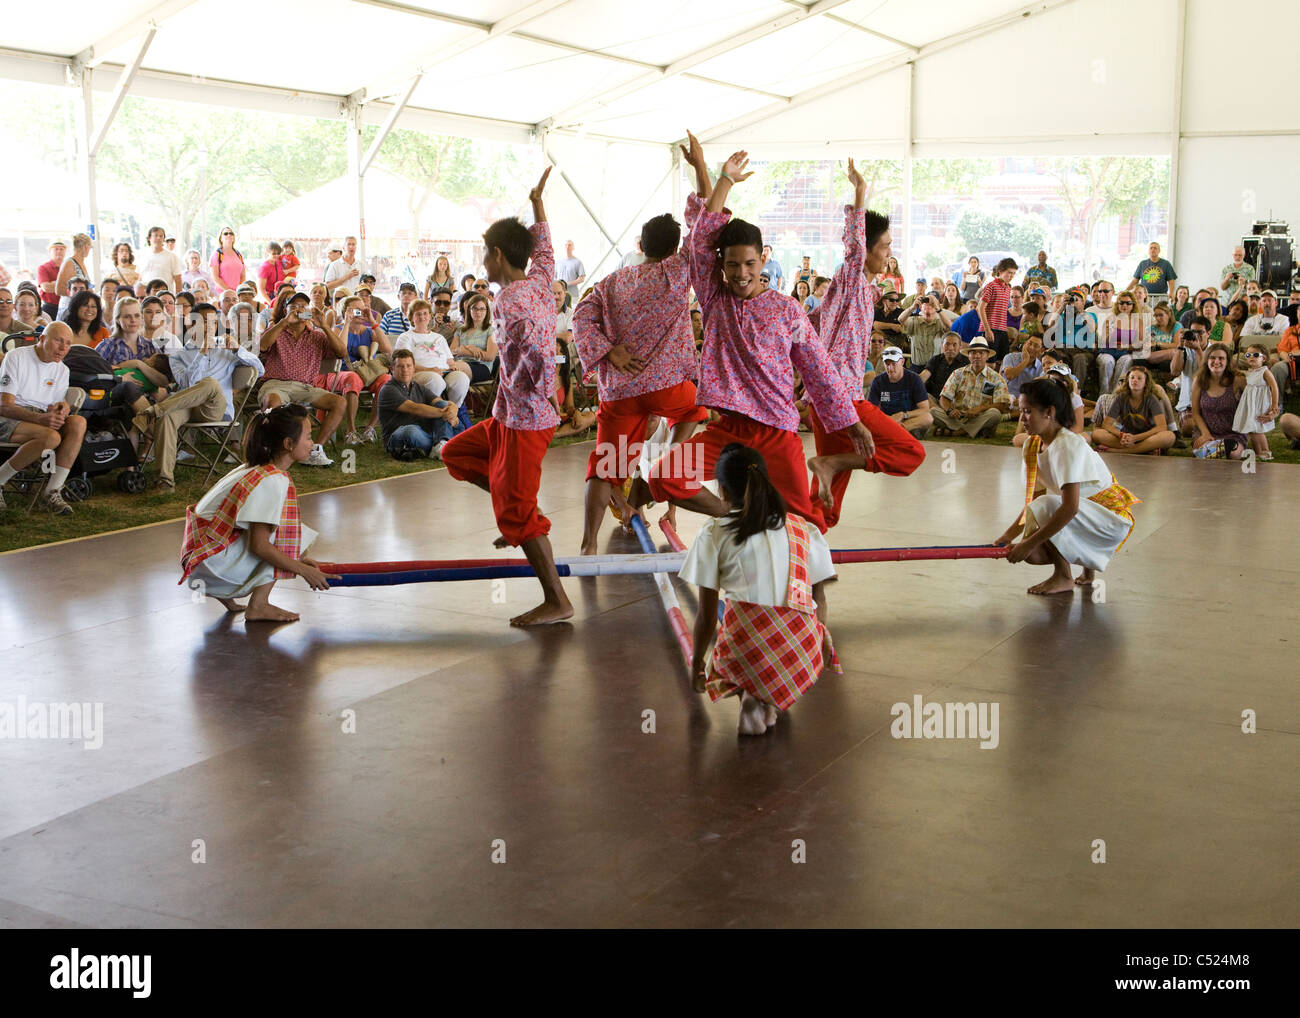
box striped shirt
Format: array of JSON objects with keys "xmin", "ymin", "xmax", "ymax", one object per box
[{"xmin": 381, "ymin": 308, "xmax": 411, "ymax": 335}]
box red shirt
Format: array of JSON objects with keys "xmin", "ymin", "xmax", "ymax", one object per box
[
  {"xmin": 982, "ymin": 277, "xmax": 1011, "ymax": 330},
  {"xmin": 37, "ymin": 259, "xmax": 61, "ymax": 302},
  {"xmin": 262, "ymin": 325, "xmax": 329, "ymax": 384},
  {"xmin": 258, "ymin": 258, "xmax": 286, "ymax": 299}
]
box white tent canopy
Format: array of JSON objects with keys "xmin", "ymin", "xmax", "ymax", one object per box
[{"xmin": 2, "ymin": 0, "xmax": 1298, "ymax": 288}]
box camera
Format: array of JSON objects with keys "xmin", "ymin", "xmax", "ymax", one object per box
[
  {"xmin": 297, "ymin": 311, "xmax": 312, "ymax": 320},
  {"xmin": 352, "ymin": 309, "xmax": 362, "ymax": 317}
]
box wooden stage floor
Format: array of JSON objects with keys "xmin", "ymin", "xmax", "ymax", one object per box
[{"xmin": 0, "ymin": 439, "xmax": 1294, "ymax": 928}]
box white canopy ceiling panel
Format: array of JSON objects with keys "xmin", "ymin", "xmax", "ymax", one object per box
[
  {"xmin": 913, "ymin": 0, "xmax": 1171, "ymax": 144},
  {"xmin": 407, "ymin": 35, "xmax": 642, "ymax": 125},
  {"xmin": 708, "ymin": 65, "xmax": 908, "ymax": 151},
  {"xmin": 688, "ymin": 15, "xmax": 899, "ymax": 97},
  {"xmin": 519, "ymin": 0, "xmax": 794, "ymax": 67},
  {"xmin": 2, "ymin": 0, "xmax": 165, "ymax": 58},
  {"xmin": 92, "ymin": 0, "xmax": 455, "ymax": 96},
  {"xmin": 569, "ymin": 77, "xmax": 773, "ymax": 144},
  {"xmin": 1181, "ymin": 0, "xmax": 1298, "ymax": 136},
  {"xmin": 368, "ymin": 0, "xmax": 547, "ymax": 22},
  {"xmin": 835, "ymin": 0, "xmax": 1033, "ymax": 45}
]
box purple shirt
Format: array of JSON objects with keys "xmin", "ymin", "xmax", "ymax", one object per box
[
  {"xmin": 493, "ymin": 221, "xmax": 561, "ymax": 431},
  {"xmin": 691, "ymin": 206, "xmax": 857, "ymax": 433}
]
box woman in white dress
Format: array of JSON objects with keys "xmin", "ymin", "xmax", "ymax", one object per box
[
  {"xmin": 995, "ymin": 376, "xmax": 1141, "ymax": 596},
  {"xmin": 180, "ymin": 404, "xmax": 338, "ymax": 623}
]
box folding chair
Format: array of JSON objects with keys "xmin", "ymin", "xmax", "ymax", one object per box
[
  {"xmin": 467, "ymin": 360, "xmax": 499, "ymax": 421},
  {"xmin": 176, "ymin": 365, "xmax": 261, "ymax": 486}
]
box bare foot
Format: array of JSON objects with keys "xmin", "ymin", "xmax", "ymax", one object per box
[
  {"xmin": 509, "ymin": 600, "xmax": 575, "ymax": 626},
  {"xmin": 579, "ymin": 540, "xmax": 600, "ymax": 556},
  {"xmin": 1027, "ymin": 573, "xmax": 1076, "ymax": 596},
  {"xmin": 738, "ymin": 693, "xmax": 768, "ymax": 736},
  {"xmin": 244, "ymin": 603, "xmax": 301, "ymax": 623},
  {"xmin": 806, "ymin": 455, "xmax": 837, "ymax": 509},
  {"xmin": 215, "ymin": 597, "xmax": 246, "ymax": 613},
  {"xmin": 492, "ymin": 535, "xmax": 511, "ymax": 549},
  {"xmin": 692, "ymin": 669, "xmax": 708, "ymax": 694},
  {"xmin": 1075, "ymin": 568, "xmax": 1096, "ymax": 586},
  {"xmin": 764, "ymin": 703, "xmax": 778, "ymax": 727}
]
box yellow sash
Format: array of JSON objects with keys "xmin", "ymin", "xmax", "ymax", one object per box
[{"xmin": 1018, "ymin": 434, "xmax": 1141, "ymax": 548}]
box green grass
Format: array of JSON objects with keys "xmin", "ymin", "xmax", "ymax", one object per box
[
  {"xmin": 4, "ymin": 405, "xmax": 1298, "ymax": 555},
  {"xmin": 0, "ymin": 430, "xmax": 598, "ymax": 555}
]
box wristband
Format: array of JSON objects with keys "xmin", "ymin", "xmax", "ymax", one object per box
[{"xmin": 719, "ymin": 171, "xmax": 734, "ymax": 184}]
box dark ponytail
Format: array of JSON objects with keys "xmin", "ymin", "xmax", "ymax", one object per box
[
  {"xmin": 1020, "ymin": 376, "xmax": 1074, "ymax": 427},
  {"xmin": 244, "ymin": 404, "xmax": 310, "ymax": 466},
  {"xmin": 715, "ymin": 443, "xmax": 787, "ymax": 545}
]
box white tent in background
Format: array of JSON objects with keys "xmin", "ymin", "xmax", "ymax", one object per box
[{"xmin": 243, "ymin": 167, "xmax": 490, "ymax": 245}]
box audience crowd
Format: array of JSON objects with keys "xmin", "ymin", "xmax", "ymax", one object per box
[{"xmin": 3, "ymin": 221, "xmax": 1299, "ymax": 518}]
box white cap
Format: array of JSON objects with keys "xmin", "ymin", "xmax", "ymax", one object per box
[{"xmin": 881, "ymin": 346, "xmax": 905, "ymax": 362}]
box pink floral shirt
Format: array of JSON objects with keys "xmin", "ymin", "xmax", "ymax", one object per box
[
  {"xmin": 814, "ymin": 205, "xmax": 876, "ymax": 396},
  {"xmin": 572, "ymin": 194, "xmax": 702, "ymax": 402},
  {"xmin": 692, "ymin": 206, "xmax": 857, "ymax": 433},
  {"xmin": 493, "ymin": 221, "xmax": 561, "ymax": 432}
]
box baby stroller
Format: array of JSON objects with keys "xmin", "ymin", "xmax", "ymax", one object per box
[{"xmin": 61, "ymin": 347, "xmax": 148, "ymax": 499}]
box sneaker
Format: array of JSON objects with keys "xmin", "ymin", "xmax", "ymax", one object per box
[
  {"xmin": 1259, "ymin": 451, "xmax": 1274, "ymax": 462},
  {"xmin": 304, "ymin": 443, "xmax": 334, "ymax": 467},
  {"xmin": 0, "ymin": 487, "xmax": 6, "ymax": 511},
  {"xmin": 176, "ymin": 450, "xmax": 195, "ymax": 463},
  {"xmin": 344, "ymin": 429, "xmax": 364, "ymax": 446},
  {"xmin": 38, "ymin": 489, "xmax": 74, "ymax": 516},
  {"xmin": 360, "ymin": 425, "xmax": 377, "ymax": 443},
  {"xmin": 433, "ymin": 440, "xmax": 449, "ymax": 461},
  {"xmin": 150, "ymin": 476, "xmax": 176, "ymax": 491}
]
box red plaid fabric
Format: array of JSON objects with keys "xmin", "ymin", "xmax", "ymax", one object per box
[
  {"xmin": 180, "ymin": 464, "xmax": 302, "ymax": 582},
  {"xmin": 706, "ymin": 516, "xmax": 841, "ymax": 711}
]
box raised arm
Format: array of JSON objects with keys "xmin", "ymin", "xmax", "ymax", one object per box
[
  {"xmin": 706, "ymin": 150, "xmax": 753, "ymax": 215},
  {"xmin": 526, "ymin": 167, "xmax": 556, "ymax": 293},
  {"xmin": 680, "ymin": 129, "xmax": 713, "ymax": 203}
]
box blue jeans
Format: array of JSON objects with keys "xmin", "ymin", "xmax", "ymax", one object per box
[{"xmin": 386, "ymin": 420, "xmax": 454, "ymax": 456}]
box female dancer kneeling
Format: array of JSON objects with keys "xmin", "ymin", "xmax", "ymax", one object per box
[
  {"xmin": 679, "ymin": 443, "xmax": 840, "ymax": 736},
  {"xmin": 994, "ymin": 376, "xmax": 1141, "ymax": 596},
  {"xmin": 180, "ymin": 404, "xmax": 338, "ymax": 622}
]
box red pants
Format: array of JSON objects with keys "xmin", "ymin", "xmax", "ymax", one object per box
[
  {"xmin": 647, "ymin": 411, "xmax": 828, "ymax": 532},
  {"xmin": 585, "ymin": 379, "xmax": 709, "ymax": 481},
  {"xmin": 441, "ymin": 418, "xmax": 556, "ymax": 546},
  {"xmin": 810, "ymin": 400, "xmax": 926, "ymax": 529}
]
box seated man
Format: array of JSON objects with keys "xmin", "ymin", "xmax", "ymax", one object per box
[
  {"xmin": 378, "ymin": 349, "xmax": 464, "ymax": 460},
  {"xmin": 898, "ymin": 291, "xmax": 948, "ymax": 369},
  {"xmin": 919, "ymin": 332, "xmax": 970, "ymax": 402},
  {"xmin": 134, "ymin": 302, "xmax": 266, "ymax": 490},
  {"xmin": 1001, "ymin": 334, "xmax": 1045, "ymax": 403},
  {"xmin": 949, "ymin": 299, "xmax": 984, "ymax": 345},
  {"xmin": 931, "ymin": 337, "xmax": 1010, "ymax": 438},
  {"xmin": 391, "ymin": 299, "xmax": 472, "ymax": 407},
  {"xmin": 381, "ymin": 283, "xmax": 418, "ymax": 340},
  {"xmin": 257, "ymin": 290, "xmax": 345, "ymax": 467},
  {"xmin": 872, "ymin": 288, "xmax": 904, "ymax": 337},
  {"xmin": 867, "ymin": 346, "xmax": 932, "ymax": 439},
  {"xmin": 0, "ymin": 323, "xmax": 86, "ymax": 515}
]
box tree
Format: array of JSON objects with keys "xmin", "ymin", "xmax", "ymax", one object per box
[
  {"xmin": 1045, "ymin": 156, "xmax": 1169, "ymax": 279},
  {"xmin": 954, "ymin": 208, "xmax": 1050, "ymax": 259}
]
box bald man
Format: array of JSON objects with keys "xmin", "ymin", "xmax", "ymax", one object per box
[{"xmin": 0, "ymin": 322, "xmax": 86, "ymax": 514}]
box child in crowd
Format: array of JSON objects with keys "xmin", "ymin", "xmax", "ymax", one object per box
[
  {"xmin": 1232, "ymin": 343, "xmax": 1280, "ymax": 461},
  {"xmin": 1093, "ymin": 366, "xmax": 1176, "ymax": 455},
  {"xmin": 680, "ymin": 444, "xmax": 840, "ymax": 736},
  {"xmin": 440, "ymin": 167, "xmax": 574, "ymax": 626},
  {"xmin": 281, "ymin": 241, "xmax": 300, "ymax": 284},
  {"xmin": 180, "ymin": 404, "xmax": 337, "ymax": 623},
  {"xmin": 995, "ymin": 376, "xmax": 1140, "ymax": 596}
]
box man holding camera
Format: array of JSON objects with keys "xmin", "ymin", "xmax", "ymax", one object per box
[
  {"xmin": 258, "ymin": 291, "xmax": 347, "ymax": 466},
  {"xmin": 897, "ymin": 290, "xmax": 947, "ymax": 368},
  {"xmin": 1220, "ymin": 246, "xmax": 1255, "ymax": 304}
]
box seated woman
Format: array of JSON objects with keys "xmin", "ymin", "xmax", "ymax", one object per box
[
  {"xmin": 553, "ymin": 335, "xmax": 596, "ymax": 439},
  {"xmin": 180, "ymin": 404, "xmax": 337, "ymax": 624},
  {"xmin": 1189, "ymin": 342, "xmax": 1246, "ymax": 459},
  {"xmin": 390, "ymin": 299, "xmax": 471, "ymax": 407},
  {"xmin": 995, "ymin": 376, "xmax": 1140, "ymax": 596},
  {"xmin": 449, "ymin": 293, "xmax": 498, "ymax": 384},
  {"xmin": 94, "ymin": 297, "xmax": 168, "ymax": 430},
  {"xmin": 334, "ymin": 294, "xmax": 392, "ymax": 443},
  {"xmin": 1091, "ymin": 366, "xmax": 1176, "ymax": 455},
  {"xmin": 65, "ymin": 290, "xmax": 110, "ymax": 347},
  {"xmin": 1117, "ymin": 300, "xmax": 1180, "ymax": 380}
]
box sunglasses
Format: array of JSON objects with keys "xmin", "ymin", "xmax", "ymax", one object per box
[
  {"xmin": 434, "ymin": 300, "xmax": 451, "ymax": 307},
  {"xmin": 1244, "ymin": 350, "xmax": 1264, "ymax": 357},
  {"xmin": 474, "ymin": 284, "xmax": 490, "ymax": 291}
]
